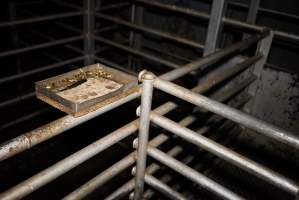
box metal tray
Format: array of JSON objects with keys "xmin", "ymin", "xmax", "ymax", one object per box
[{"xmin": 35, "ymin": 63, "xmax": 138, "ymax": 117}]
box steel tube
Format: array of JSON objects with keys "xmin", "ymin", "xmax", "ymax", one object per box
[
  {"xmin": 204, "ymin": 0, "xmax": 225, "ymax": 55},
  {"xmin": 150, "ymin": 113, "xmax": 299, "ymax": 195},
  {"xmin": 128, "ymin": 3, "xmax": 137, "ymax": 69},
  {"xmin": 144, "ymin": 174, "xmax": 187, "ymax": 200},
  {"xmin": 159, "ymin": 33, "xmax": 266, "ymax": 81},
  {"xmin": 0, "ymin": 120, "xmax": 140, "ymax": 200},
  {"xmin": 0, "ymin": 11, "xmax": 83, "ymax": 28},
  {"xmin": 192, "ymin": 55, "xmax": 261, "ymax": 93},
  {"xmin": 50, "ymin": 0, "xmax": 82, "ymax": 10},
  {"xmin": 135, "ymin": 0, "xmax": 299, "ymax": 43},
  {"xmin": 246, "ymin": 0, "xmax": 260, "ymax": 24},
  {"xmin": 96, "ymin": 13, "xmax": 204, "ymax": 49},
  {"xmin": 0, "ymin": 35, "xmax": 84, "ymax": 58},
  {"xmin": 98, "ymin": 3, "xmax": 130, "ymax": 11},
  {"xmin": 63, "ymin": 153, "xmax": 136, "ymax": 200},
  {"xmin": 0, "ymin": 91, "xmax": 140, "ymax": 162},
  {"xmin": 94, "ymin": 56, "xmax": 136, "ymax": 75},
  {"xmin": 228, "ymin": 1, "xmax": 299, "ymax": 22},
  {"xmin": 0, "ymin": 92, "xmax": 35, "ymax": 108},
  {"xmin": 154, "ymin": 77, "xmax": 299, "ymax": 150},
  {"xmin": 84, "ymin": 0, "xmax": 95, "ymax": 65},
  {"xmin": 0, "ymin": 56, "xmax": 85, "ymax": 84},
  {"xmin": 133, "ymin": 72, "xmax": 155, "ymax": 200},
  {"xmin": 147, "ymin": 147, "xmax": 243, "ymax": 200},
  {"xmin": 95, "ymin": 36, "xmax": 180, "ymax": 69},
  {"xmin": 0, "ymin": 108, "xmax": 51, "ymax": 131},
  {"xmin": 71, "ymin": 76, "xmax": 252, "ymax": 200}
]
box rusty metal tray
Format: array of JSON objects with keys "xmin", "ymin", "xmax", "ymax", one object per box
[{"xmin": 35, "ymin": 63, "xmax": 138, "ymax": 117}]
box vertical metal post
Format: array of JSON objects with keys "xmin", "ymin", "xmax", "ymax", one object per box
[
  {"xmin": 247, "ymin": 0, "xmax": 260, "ymax": 24},
  {"xmin": 246, "ymin": 30, "xmax": 273, "ymax": 113},
  {"xmin": 242, "ymin": 0, "xmax": 260, "ymax": 39},
  {"xmin": 8, "ymin": 1, "xmax": 24, "ymax": 94},
  {"xmin": 204, "ymin": 0, "xmax": 226, "ymax": 56},
  {"xmin": 84, "ymin": 0, "xmax": 95, "ymax": 65},
  {"xmin": 133, "ymin": 71, "xmax": 155, "ymax": 200},
  {"xmin": 132, "ymin": 6, "xmax": 144, "ymax": 71},
  {"xmin": 128, "ymin": 3, "xmax": 136, "ymax": 70}
]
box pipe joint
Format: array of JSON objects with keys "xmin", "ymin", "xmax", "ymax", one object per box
[{"xmin": 138, "ymin": 70, "xmax": 156, "ymax": 82}]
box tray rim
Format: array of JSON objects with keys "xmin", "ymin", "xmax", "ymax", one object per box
[{"xmin": 35, "ymin": 63, "xmax": 138, "ymax": 115}]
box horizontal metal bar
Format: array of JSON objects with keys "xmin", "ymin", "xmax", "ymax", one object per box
[
  {"xmin": 0, "ymin": 91, "xmax": 140, "ymax": 162},
  {"xmin": 95, "ymin": 36, "xmax": 180, "ymax": 69},
  {"xmin": 135, "ymin": 0, "xmax": 209, "ymax": 20},
  {"xmin": 153, "ymin": 77, "xmax": 299, "ymax": 150},
  {"xmin": 0, "ymin": 35, "xmax": 84, "ymax": 58},
  {"xmin": 160, "ymin": 33, "xmax": 265, "ymax": 81},
  {"xmin": 228, "ymin": 1, "xmax": 299, "ymax": 21},
  {"xmin": 0, "ymin": 119, "xmax": 140, "ymax": 200},
  {"xmin": 95, "ymin": 25, "xmax": 120, "ymax": 34},
  {"xmin": 67, "ymin": 66, "xmax": 254, "ymax": 200},
  {"xmin": 192, "ymin": 55, "xmax": 261, "ymax": 93},
  {"xmin": 0, "ymin": 92, "xmax": 35, "ymax": 109},
  {"xmin": 63, "ymin": 152, "xmax": 136, "ymax": 200},
  {"xmin": 0, "ymin": 56, "xmax": 85, "ymax": 84},
  {"xmin": 98, "ymin": 3, "xmax": 131, "ymax": 11},
  {"xmin": 144, "ymin": 174, "xmax": 187, "ymax": 200},
  {"xmin": 0, "ymin": 108, "xmax": 51, "ymax": 131},
  {"xmin": 135, "ymin": 0, "xmax": 299, "ymax": 43},
  {"xmin": 144, "ymin": 46, "xmax": 193, "ymax": 63},
  {"xmin": 50, "ymin": 0, "xmax": 82, "ymax": 11},
  {"xmin": 94, "ymin": 56, "xmax": 136, "ymax": 75},
  {"xmin": 96, "ymin": 13, "xmax": 204, "ymax": 49},
  {"xmin": 0, "ymin": 11, "xmax": 83, "ymax": 28},
  {"xmin": 150, "ymin": 112, "xmax": 298, "ymax": 195},
  {"xmin": 212, "ymin": 75, "xmax": 256, "ymax": 103},
  {"xmin": 147, "ymin": 147, "xmax": 243, "ymax": 200}
]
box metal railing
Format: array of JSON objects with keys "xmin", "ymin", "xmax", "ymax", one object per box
[
  {"xmin": 0, "ymin": 30, "xmax": 272, "ymax": 199},
  {"xmin": 0, "ymin": 1, "xmax": 298, "ymax": 199},
  {"xmin": 1, "ymin": 28, "xmax": 298, "ymax": 199},
  {"xmin": 132, "ymin": 70, "xmax": 299, "ymax": 199}
]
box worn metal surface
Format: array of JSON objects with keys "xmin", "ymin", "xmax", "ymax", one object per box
[
  {"xmin": 246, "ymin": 31, "xmax": 274, "ymax": 113},
  {"xmin": 84, "ymin": 0, "xmax": 95, "ymax": 65},
  {"xmin": 69, "ymin": 71, "xmax": 254, "ymax": 200},
  {"xmin": 96, "ymin": 13, "xmax": 204, "ymax": 49},
  {"xmin": 135, "ymin": 0, "xmax": 299, "ymax": 42},
  {"xmin": 147, "ymin": 147, "xmax": 244, "ymax": 200},
  {"xmin": 144, "ymin": 174, "xmax": 187, "ymax": 200},
  {"xmin": 150, "ymin": 112, "xmax": 298, "ymax": 195},
  {"xmin": 0, "ymin": 89, "xmax": 140, "ymax": 162},
  {"xmin": 36, "ymin": 63, "xmax": 138, "ymax": 116},
  {"xmin": 204, "ymin": 0, "xmax": 226, "ymax": 55},
  {"xmin": 154, "ymin": 77, "xmax": 299, "ymax": 150},
  {"xmin": 133, "ymin": 71, "xmax": 154, "ymax": 199}
]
